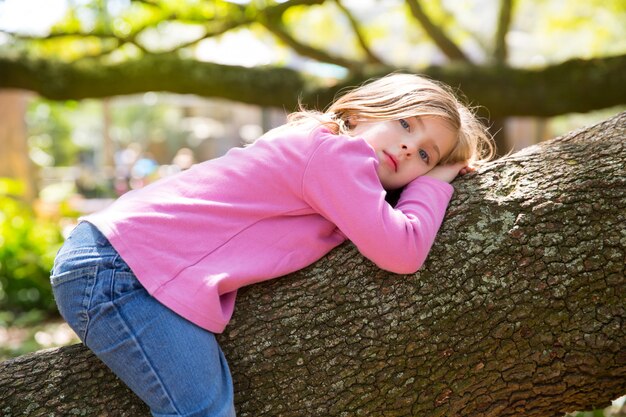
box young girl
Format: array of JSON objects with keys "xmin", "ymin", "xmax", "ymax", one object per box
[{"xmin": 51, "ymin": 73, "xmax": 493, "ymax": 417}]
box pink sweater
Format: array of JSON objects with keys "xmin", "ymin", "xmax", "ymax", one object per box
[{"xmin": 84, "ymin": 126, "xmax": 453, "ymax": 333}]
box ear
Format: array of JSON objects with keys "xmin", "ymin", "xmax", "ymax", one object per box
[{"xmin": 347, "ymin": 115, "xmax": 358, "ymax": 129}]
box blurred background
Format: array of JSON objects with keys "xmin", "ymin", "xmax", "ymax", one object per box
[{"xmin": 0, "ymin": 1, "xmax": 625, "ymax": 415}]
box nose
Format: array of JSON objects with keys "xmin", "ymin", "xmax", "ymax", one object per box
[{"xmin": 401, "ymin": 141, "xmax": 417, "ymax": 156}]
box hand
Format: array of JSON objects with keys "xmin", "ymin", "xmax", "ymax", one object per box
[
  {"xmin": 424, "ymin": 161, "xmax": 474, "ymax": 183},
  {"xmin": 458, "ymin": 163, "xmax": 476, "ymax": 176}
]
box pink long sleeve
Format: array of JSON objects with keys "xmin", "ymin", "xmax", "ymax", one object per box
[
  {"xmin": 85, "ymin": 126, "xmax": 454, "ymax": 332},
  {"xmin": 302, "ymin": 131, "xmax": 454, "ymax": 273}
]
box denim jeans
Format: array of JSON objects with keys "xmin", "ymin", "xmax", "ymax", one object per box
[{"xmin": 51, "ymin": 222, "xmax": 236, "ymax": 417}]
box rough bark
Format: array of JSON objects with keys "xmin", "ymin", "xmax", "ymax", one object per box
[
  {"xmin": 1, "ymin": 112, "xmax": 625, "ymax": 416},
  {"xmin": 0, "ymin": 54, "xmax": 625, "ymax": 118}
]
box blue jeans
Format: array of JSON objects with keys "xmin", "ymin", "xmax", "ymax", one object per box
[{"xmin": 51, "ymin": 222, "xmax": 236, "ymax": 417}]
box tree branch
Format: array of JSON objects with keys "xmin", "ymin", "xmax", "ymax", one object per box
[
  {"xmin": 404, "ymin": 0, "xmax": 471, "ymax": 63},
  {"xmin": 0, "ymin": 0, "xmax": 332, "ymax": 59},
  {"xmin": 264, "ymin": 0, "xmax": 327, "ymax": 15},
  {"xmin": 494, "ymin": 0, "xmax": 515, "ymax": 64},
  {"xmin": 333, "ymin": 0, "xmax": 384, "ymax": 65},
  {"xmin": 1, "ymin": 54, "xmax": 625, "ymax": 118},
  {"xmin": 130, "ymin": 0, "xmax": 159, "ymax": 7},
  {"xmin": 0, "ymin": 28, "xmax": 116, "ymax": 41},
  {"xmin": 260, "ymin": 17, "xmax": 363, "ymax": 71},
  {"xmin": 0, "ymin": 0, "xmax": 360, "ymax": 70}
]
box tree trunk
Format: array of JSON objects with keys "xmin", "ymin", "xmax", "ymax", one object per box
[
  {"xmin": 0, "ymin": 90, "xmax": 37, "ymax": 202},
  {"xmin": 1, "ymin": 112, "xmax": 625, "ymax": 417}
]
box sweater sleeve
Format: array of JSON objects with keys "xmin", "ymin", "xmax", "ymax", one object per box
[{"xmin": 301, "ymin": 131, "xmax": 454, "ymax": 274}]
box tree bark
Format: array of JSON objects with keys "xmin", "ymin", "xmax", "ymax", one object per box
[
  {"xmin": 0, "ymin": 54, "xmax": 625, "ymax": 118},
  {"xmin": 1, "ymin": 112, "xmax": 625, "ymax": 417}
]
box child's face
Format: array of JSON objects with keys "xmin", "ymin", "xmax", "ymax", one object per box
[{"xmin": 351, "ymin": 116, "xmax": 457, "ymax": 190}]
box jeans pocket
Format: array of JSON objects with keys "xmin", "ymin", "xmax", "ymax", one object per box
[
  {"xmin": 51, "ymin": 266, "xmax": 98, "ymax": 341},
  {"xmin": 112, "ymin": 253, "xmax": 134, "ymax": 273},
  {"xmin": 51, "ymin": 266, "xmax": 95, "ymax": 287},
  {"xmin": 111, "ymin": 270, "xmax": 146, "ymax": 301}
]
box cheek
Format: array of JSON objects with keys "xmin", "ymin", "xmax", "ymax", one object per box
[{"xmin": 408, "ymin": 162, "xmax": 429, "ymax": 179}]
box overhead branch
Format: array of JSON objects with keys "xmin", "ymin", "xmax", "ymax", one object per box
[
  {"xmin": 0, "ymin": 0, "xmax": 354, "ymax": 67},
  {"xmin": 130, "ymin": 0, "xmax": 159, "ymax": 6},
  {"xmin": 494, "ymin": 0, "xmax": 515, "ymax": 64},
  {"xmin": 165, "ymin": 0, "xmax": 327, "ymax": 43},
  {"xmin": 1, "ymin": 54, "xmax": 625, "ymax": 118},
  {"xmin": 147, "ymin": 20, "xmax": 248, "ymax": 55},
  {"xmin": 83, "ymin": 41, "xmax": 133, "ymax": 59},
  {"xmin": 255, "ymin": 0, "xmax": 364, "ymax": 71},
  {"xmin": 333, "ymin": 0, "xmax": 384, "ymax": 65},
  {"xmin": 124, "ymin": 17, "xmax": 250, "ymax": 55},
  {"xmin": 264, "ymin": 0, "xmax": 327, "ymax": 15},
  {"xmin": 136, "ymin": 0, "xmax": 328, "ymax": 53},
  {"xmin": 0, "ymin": 54, "xmax": 308, "ymax": 108},
  {"xmin": 404, "ymin": 0, "xmax": 471, "ymax": 63},
  {"xmin": 0, "ymin": 29, "xmax": 153, "ymax": 56},
  {"xmin": 260, "ymin": 17, "xmax": 363, "ymax": 71},
  {"xmin": 1, "ymin": 0, "xmax": 331, "ymax": 59},
  {"xmin": 0, "ymin": 29, "xmax": 116, "ymax": 41}
]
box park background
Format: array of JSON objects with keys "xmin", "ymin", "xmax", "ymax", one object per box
[{"xmin": 0, "ymin": 0, "xmax": 624, "ymax": 415}]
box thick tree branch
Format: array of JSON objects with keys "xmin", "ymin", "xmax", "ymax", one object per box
[
  {"xmin": 313, "ymin": 54, "xmax": 626, "ymax": 118},
  {"xmin": 404, "ymin": 0, "xmax": 471, "ymax": 63},
  {"xmin": 0, "ymin": 54, "xmax": 625, "ymax": 118},
  {"xmin": 1, "ymin": 112, "xmax": 625, "ymax": 416}
]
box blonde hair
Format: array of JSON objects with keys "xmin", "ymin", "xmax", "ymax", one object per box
[{"xmin": 288, "ymin": 73, "xmax": 495, "ymax": 166}]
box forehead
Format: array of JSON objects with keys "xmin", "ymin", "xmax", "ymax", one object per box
[
  {"xmin": 414, "ymin": 114, "xmax": 454, "ymax": 130},
  {"xmin": 415, "ymin": 115, "xmax": 456, "ymax": 138}
]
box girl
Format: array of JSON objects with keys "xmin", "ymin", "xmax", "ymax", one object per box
[{"xmin": 51, "ymin": 73, "xmax": 494, "ymax": 416}]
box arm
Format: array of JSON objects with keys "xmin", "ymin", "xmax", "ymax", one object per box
[
  {"xmin": 424, "ymin": 161, "xmax": 471, "ymax": 183},
  {"xmin": 302, "ymin": 132, "xmax": 454, "ymax": 274}
]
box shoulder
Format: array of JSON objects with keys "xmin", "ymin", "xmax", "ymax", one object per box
[
  {"xmin": 303, "ymin": 127, "xmax": 380, "ymax": 188},
  {"xmin": 258, "ymin": 124, "xmax": 376, "ymax": 163},
  {"xmin": 308, "ymin": 126, "xmax": 376, "ymax": 162}
]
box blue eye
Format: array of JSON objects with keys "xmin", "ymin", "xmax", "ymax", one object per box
[
  {"xmin": 399, "ymin": 119, "xmax": 410, "ymax": 130},
  {"xmin": 419, "ymin": 149, "xmax": 429, "ymax": 163}
]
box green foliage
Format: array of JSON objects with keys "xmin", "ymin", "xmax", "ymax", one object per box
[
  {"xmin": 26, "ymin": 99, "xmax": 79, "ymax": 167},
  {"xmin": 0, "ymin": 179, "xmax": 64, "ymax": 314},
  {"xmin": 518, "ymin": 0, "xmax": 626, "ymax": 63},
  {"xmin": 4, "ymin": 0, "xmax": 625, "ymax": 70}
]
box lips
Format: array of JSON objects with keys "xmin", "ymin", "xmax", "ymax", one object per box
[{"xmin": 383, "ymin": 151, "xmax": 398, "ymax": 172}]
